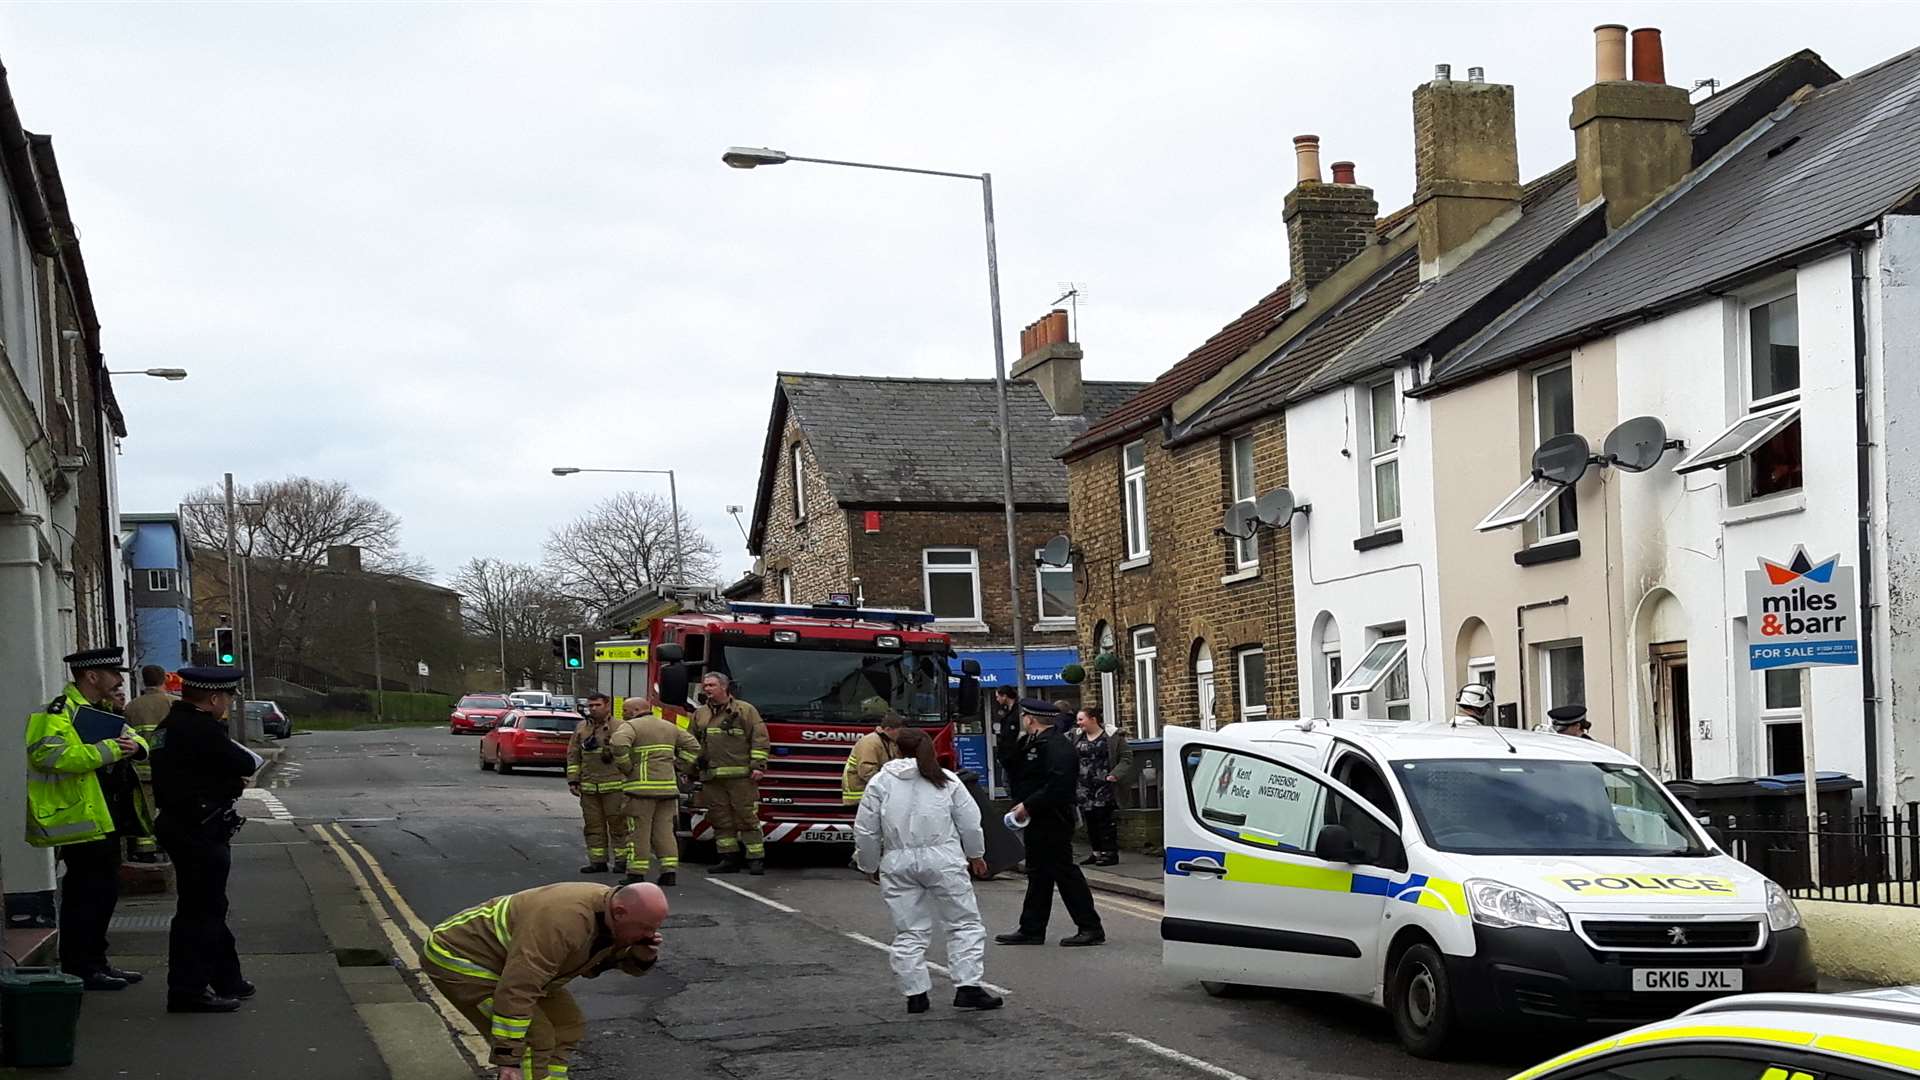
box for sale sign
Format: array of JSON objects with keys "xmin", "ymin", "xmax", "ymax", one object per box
[{"xmin": 1744, "ymin": 546, "xmax": 1859, "ymax": 670}]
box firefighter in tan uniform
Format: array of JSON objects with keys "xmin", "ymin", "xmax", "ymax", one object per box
[
  {"xmin": 421, "ymin": 881, "xmax": 668, "ymax": 1080},
  {"xmin": 691, "ymin": 672, "xmax": 769, "ymax": 875},
  {"xmin": 841, "ymin": 712, "xmax": 904, "ymax": 805},
  {"xmin": 612, "ymin": 698, "xmax": 702, "ymax": 887},
  {"xmin": 122, "ymin": 665, "xmax": 175, "ymax": 863},
  {"xmin": 564, "ymin": 693, "xmax": 630, "ymax": 874}
]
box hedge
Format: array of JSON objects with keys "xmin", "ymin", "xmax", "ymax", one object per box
[{"xmin": 312, "ymin": 689, "xmax": 453, "ymax": 723}]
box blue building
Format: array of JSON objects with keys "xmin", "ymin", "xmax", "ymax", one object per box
[{"xmin": 123, "ymin": 513, "xmax": 194, "ymax": 673}]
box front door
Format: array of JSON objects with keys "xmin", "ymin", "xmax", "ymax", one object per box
[
  {"xmin": 1161, "ymin": 730, "xmax": 1404, "ymax": 995},
  {"xmin": 1652, "ymin": 644, "xmax": 1693, "ymax": 780},
  {"xmin": 1196, "ymin": 670, "xmax": 1217, "ymax": 732}
]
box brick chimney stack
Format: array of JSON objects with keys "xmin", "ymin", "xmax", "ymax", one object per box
[
  {"xmin": 1411, "ymin": 63, "xmax": 1523, "ymax": 280},
  {"xmin": 1571, "ymin": 24, "xmax": 1694, "ymax": 229},
  {"xmin": 1284, "ymin": 134, "xmax": 1378, "ymax": 294},
  {"xmin": 1012, "ymin": 308, "xmax": 1084, "ymax": 417}
]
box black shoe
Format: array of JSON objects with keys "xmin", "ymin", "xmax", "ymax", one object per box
[
  {"xmin": 953, "ymin": 985, "xmax": 1004, "ymax": 1010},
  {"xmin": 657, "ymin": 872, "xmax": 677, "ymax": 888},
  {"xmin": 75, "ymin": 971, "xmax": 128, "ymax": 992},
  {"xmin": 747, "ymin": 859, "xmax": 766, "ymax": 876},
  {"xmin": 1094, "ymin": 853, "xmax": 1120, "ymax": 867},
  {"xmin": 1077, "ymin": 853, "xmax": 1099, "ymax": 865},
  {"xmin": 104, "ymin": 966, "xmax": 144, "ymax": 985},
  {"xmin": 906, "ymin": 992, "xmax": 930, "ymax": 1014},
  {"xmin": 994, "ymin": 931, "xmax": 1045, "ymax": 946},
  {"xmin": 580, "ymin": 862, "xmax": 609, "ymax": 875},
  {"xmin": 1059, "ymin": 930, "xmax": 1106, "ymax": 947},
  {"xmin": 167, "ymin": 989, "xmax": 242, "ymax": 1014},
  {"xmin": 708, "ymin": 855, "xmax": 743, "ymax": 875},
  {"xmin": 213, "ymin": 979, "xmax": 256, "ymax": 1000}
]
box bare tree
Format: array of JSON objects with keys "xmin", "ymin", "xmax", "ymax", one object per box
[
  {"xmin": 448, "ymin": 558, "xmax": 584, "ymax": 687},
  {"xmin": 542, "ymin": 491, "xmax": 718, "ymax": 617}
]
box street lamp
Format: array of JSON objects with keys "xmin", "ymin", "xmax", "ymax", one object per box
[
  {"xmin": 107, "ymin": 368, "xmax": 189, "ymax": 381},
  {"xmin": 551, "ymin": 466, "xmax": 685, "ymax": 582},
  {"xmin": 722, "ymin": 145, "xmax": 1028, "ymax": 697}
]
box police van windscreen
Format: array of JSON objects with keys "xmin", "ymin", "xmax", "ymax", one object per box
[
  {"xmin": 715, "ymin": 643, "xmax": 946, "ymax": 723},
  {"xmin": 1393, "ymin": 759, "xmax": 1707, "ymax": 857}
]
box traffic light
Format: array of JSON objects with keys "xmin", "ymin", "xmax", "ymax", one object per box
[
  {"xmin": 563, "ymin": 633, "xmax": 585, "ymax": 670},
  {"xmin": 214, "ymin": 627, "xmax": 237, "ymax": 665},
  {"xmin": 550, "ymin": 637, "xmax": 564, "ymax": 660}
]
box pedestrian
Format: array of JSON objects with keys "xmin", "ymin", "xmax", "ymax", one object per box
[
  {"xmin": 691, "ymin": 672, "xmax": 769, "ymax": 875},
  {"xmin": 989, "ymin": 686, "xmax": 1020, "ymax": 791},
  {"xmin": 149, "ymin": 665, "xmax": 261, "ymax": 1013},
  {"xmin": 123, "ymin": 665, "xmax": 175, "ymax": 864},
  {"xmin": 1453, "ymin": 683, "xmax": 1493, "ymax": 727},
  {"xmin": 995, "ymin": 699, "xmax": 1105, "ymax": 948},
  {"xmin": 841, "ymin": 712, "xmax": 905, "ymax": 806},
  {"xmin": 566, "ymin": 692, "xmax": 630, "ymax": 875},
  {"xmin": 613, "ymin": 697, "xmax": 701, "ymax": 887},
  {"xmin": 853, "ymin": 727, "xmax": 1003, "ymax": 1015},
  {"xmin": 1071, "ymin": 706, "xmax": 1134, "ymax": 867},
  {"xmin": 422, "ymin": 881, "xmax": 668, "ymax": 1080},
  {"xmin": 24, "ymin": 646, "xmax": 150, "ymax": 991},
  {"xmin": 1548, "ymin": 704, "xmax": 1594, "ymax": 740}
]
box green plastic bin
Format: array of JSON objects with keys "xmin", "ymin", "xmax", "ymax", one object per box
[{"xmin": 0, "ymin": 967, "xmax": 83, "ymax": 1067}]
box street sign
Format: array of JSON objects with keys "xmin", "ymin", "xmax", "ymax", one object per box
[
  {"xmin": 593, "ymin": 643, "xmax": 648, "ymax": 664},
  {"xmin": 1743, "ymin": 547, "xmax": 1858, "ymax": 670},
  {"xmin": 416, "ymin": 661, "xmax": 430, "ymax": 677}
]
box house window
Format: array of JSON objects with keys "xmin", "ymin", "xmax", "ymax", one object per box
[
  {"xmin": 1761, "ymin": 668, "xmax": 1804, "ymax": 775},
  {"xmin": 1539, "ymin": 641, "xmax": 1586, "ymax": 725},
  {"xmin": 1131, "ymin": 626, "xmax": 1159, "ymax": 740},
  {"xmin": 1236, "ymin": 647, "xmax": 1267, "ymax": 720},
  {"xmin": 1673, "ymin": 290, "xmax": 1802, "ymax": 498},
  {"xmin": 1326, "ymin": 652, "xmax": 1344, "ymax": 719},
  {"xmin": 1368, "ymin": 379, "xmax": 1401, "ymax": 528},
  {"xmin": 146, "ymin": 569, "xmax": 177, "ymax": 593},
  {"xmin": 791, "ymin": 443, "xmax": 808, "ymax": 519},
  {"xmin": 1122, "ymin": 440, "xmax": 1150, "ymax": 559},
  {"xmin": 1229, "ymin": 433, "xmax": 1257, "ymax": 569},
  {"xmin": 779, "ymin": 570, "xmax": 794, "ymax": 604},
  {"xmin": 1034, "ymin": 551, "xmax": 1075, "ymax": 625},
  {"xmin": 1531, "ymin": 362, "xmax": 1578, "ymax": 542},
  {"xmin": 1332, "ymin": 634, "xmax": 1410, "ymax": 721},
  {"xmin": 921, "ymin": 548, "xmax": 981, "ymax": 624}
]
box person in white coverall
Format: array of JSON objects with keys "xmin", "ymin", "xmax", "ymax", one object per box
[{"xmin": 852, "ymin": 727, "xmax": 1005, "ymax": 1015}]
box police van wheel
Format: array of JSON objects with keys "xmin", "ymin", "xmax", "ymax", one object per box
[
  {"xmin": 1199, "ymin": 980, "xmax": 1248, "ymax": 999},
  {"xmin": 1388, "ymin": 943, "xmax": 1457, "ymax": 1058}
]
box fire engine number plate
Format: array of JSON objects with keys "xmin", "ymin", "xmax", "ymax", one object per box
[
  {"xmin": 801, "ymin": 828, "xmax": 849, "ymax": 842},
  {"xmin": 1632, "ymin": 968, "xmax": 1742, "ymax": 992}
]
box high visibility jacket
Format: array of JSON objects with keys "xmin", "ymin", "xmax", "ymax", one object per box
[
  {"xmin": 841, "ymin": 728, "xmax": 896, "ymax": 804},
  {"xmin": 611, "ymin": 712, "xmax": 701, "ymax": 797},
  {"xmin": 24, "ymin": 684, "xmax": 147, "ymax": 848},
  {"xmin": 123, "ymin": 689, "xmax": 174, "ymax": 782},
  {"xmin": 421, "ymin": 882, "xmax": 656, "ymax": 1067},
  {"xmin": 691, "ymin": 698, "xmax": 768, "ymax": 781},
  {"xmin": 564, "ymin": 718, "xmax": 625, "ymax": 793}
]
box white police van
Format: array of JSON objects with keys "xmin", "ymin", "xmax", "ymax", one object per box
[{"xmin": 1162, "ymin": 719, "xmax": 1815, "ymax": 1058}]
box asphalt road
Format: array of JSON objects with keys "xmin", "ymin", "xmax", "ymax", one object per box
[{"xmin": 273, "ymin": 726, "xmax": 1551, "ymax": 1080}]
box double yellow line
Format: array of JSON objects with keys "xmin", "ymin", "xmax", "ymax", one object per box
[{"xmin": 309, "ymin": 822, "xmax": 490, "ymax": 1070}]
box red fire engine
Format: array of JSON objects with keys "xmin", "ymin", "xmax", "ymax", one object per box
[{"xmin": 643, "ymin": 601, "xmax": 981, "ymax": 846}]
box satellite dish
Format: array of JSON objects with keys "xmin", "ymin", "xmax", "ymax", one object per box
[
  {"xmin": 1220, "ymin": 503, "xmax": 1257, "ymax": 540},
  {"xmin": 1038, "ymin": 535, "xmax": 1074, "ymax": 568},
  {"xmin": 1532, "ymin": 433, "xmax": 1593, "ymax": 486},
  {"xmin": 1604, "ymin": 416, "xmax": 1671, "ymax": 473},
  {"xmin": 1253, "ymin": 488, "xmax": 1297, "ymax": 529}
]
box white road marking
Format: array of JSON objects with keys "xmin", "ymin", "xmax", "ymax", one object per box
[
  {"xmin": 840, "ymin": 931, "xmax": 1012, "ymax": 996},
  {"xmin": 238, "ymin": 788, "xmax": 294, "ymax": 821},
  {"xmin": 706, "ymin": 877, "xmax": 799, "ymax": 913},
  {"xmin": 1107, "ymin": 1032, "xmax": 1256, "ymax": 1080}
]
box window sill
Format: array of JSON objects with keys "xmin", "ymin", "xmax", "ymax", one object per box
[
  {"xmin": 1515, "ymin": 538, "xmax": 1581, "ymax": 567},
  {"xmin": 931, "ymin": 620, "xmax": 990, "ymax": 634},
  {"xmin": 1219, "ymin": 567, "xmax": 1260, "ymax": 585},
  {"xmin": 1033, "ymin": 620, "xmax": 1076, "ymax": 633},
  {"xmin": 1353, "ymin": 528, "xmax": 1403, "ymax": 553},
  {"xmin": 1723, "ymin": 489, "xmax": 1806, "ymax": 526},
  {"xmin": 1117, "ymin": 555, "xmax": 1152, "ymax": 572}
]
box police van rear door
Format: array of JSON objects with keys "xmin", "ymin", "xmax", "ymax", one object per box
[{"xmin": 1163, "ymin": 728, "xmax": 1405, "ymax": 995}]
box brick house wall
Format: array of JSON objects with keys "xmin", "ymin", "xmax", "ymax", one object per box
[
  {"xmin": 756, "ymin": 414, "xmax": 852, "ymax": 604},
  {"xmin": 845, "ymin": 508, "xmax": 1079, "ymax": 650}
]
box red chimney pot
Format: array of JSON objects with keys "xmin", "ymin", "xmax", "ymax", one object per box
[
  {"xmin": 1330, "ymin": 161, "xmax": 1356, "ymax": 184},
  {"xmin": 1630, "ymin": 27, "xmax": 1666, "ymax": 84}
]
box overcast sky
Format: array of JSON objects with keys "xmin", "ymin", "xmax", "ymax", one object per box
[{"xmin": 3, "ymin": 2, "xmax": 1914, "ymax": 586}]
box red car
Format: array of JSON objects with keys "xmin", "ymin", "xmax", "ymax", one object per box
[
  {"xmin": 450, "ymin": 694, "xmax": 514, "ymax": 735},
  {"xmin": 478, "ymin": 710, "xmax": 577, "ymax": 774}
]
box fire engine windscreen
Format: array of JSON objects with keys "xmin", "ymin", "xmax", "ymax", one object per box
[{"xmin": 717, "ymin": 644, "xmax": 947, "ymax": 723}]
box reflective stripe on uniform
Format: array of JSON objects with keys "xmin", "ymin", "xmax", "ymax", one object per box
[
  {"xmin": 423, "ymin": 937, "xmax": 498, "ymax": 981},
  {"xmin": 490, "ymin": 1013, "xmax": 532, "ymax": 1040},
  {"xmin": 709, "ymin": 766, "xmax": 749, "ymax": 778},
  {"xmin": 24, "ymin": 817, "xmax": 103, "ymax": 843}
]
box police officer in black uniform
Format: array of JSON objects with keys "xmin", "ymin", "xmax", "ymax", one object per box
[
  {"xmin": 989, "ymin": 686, "xmax": 1021, "ymax": 792},
  {"xmin": 149, "ymin": 666, "xmax": 260, "ymax": 1014},
  {"xmin": 1548, "ymin": 704, "xmax": 1595, "ymax": 739},
  {"xmin": 995, "ymin": 698, "xmax": 1105, "ymax": 948}
]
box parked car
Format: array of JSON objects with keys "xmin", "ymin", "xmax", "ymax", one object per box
[
  {"xmin": 508, "ymin": 690, "xmax": 553, "ymax": 710},
  {"xmin": 450, "ymin": 694, "xmax": 515, "ymax": 734},
  {"xmin": 245, "ymin": 700, "xmax": 292, "ymax": 739},
  {"xmin": 479, "ymin": 710, "xmax": 577, "ymax": 774}
]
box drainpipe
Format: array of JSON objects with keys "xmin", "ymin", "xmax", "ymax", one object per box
[
  {"xmin": 1851, "ymin": 239, "xmax": 1881, "ymax": 810},
  {"xmin": 1516, "ymin": 596, "xmax": 1570, "ymax": 729}
]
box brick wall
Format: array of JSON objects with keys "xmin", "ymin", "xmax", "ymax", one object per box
[
  {"xmin": 1284, "ymin": 182, "xmax": 1379, "ymax": 291},
  {"xmin": 758, "ymin": 415, "xmax": 852, "ymax": 603},
  {"xmin": 845, "ymin": 507, "xmax": 1078, "ymax": 650}
]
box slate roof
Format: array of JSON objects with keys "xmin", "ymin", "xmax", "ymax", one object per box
[
  {"xmin": 1689, "ymin": 50, "xmax": 1840, "ymax": 164},
  {"xmin": 771, "ymin": 373, "xmax": 1148, "ymax": 508},
  {"xmin": 1178, "ymin": 250, "xmax": 1422, "ymax": 440},
  {"xmin": 1433, "ymin": 45, "xmax": 1920, "ymax": 389}
]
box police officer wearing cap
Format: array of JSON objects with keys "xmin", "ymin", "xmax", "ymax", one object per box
[
  {"xmin": 24, "ymin": 646, "xmax": 150, "ymax": 991},
  {"xmin": 996, "ymin": 697, "xmax": 1104, "ymax": 947},
  {"xmin": 150, "ymin": 666, "xmax": 261, "ymax": 1013},
  {"xmin": 1548, "ymin": 704, "xmax": 1594, "ymax": 740}
]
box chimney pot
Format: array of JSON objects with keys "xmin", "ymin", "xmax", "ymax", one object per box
[
  {"xmin": 1594, "ymin": 24, "xmax": 1628, "ymax": 82},
  {"xmin": 1292, "ymin": 134, "xmax": 1322, "ymax": 184},
  {"xmin": 1330, "ymin": 160, "xmax": 1356, "ymax": 184},
  {"xmin": 1047, "ymin": 308, "xmax": 1069, "ymax": 345},
  {"xmin": 1467, "ymin": 66, "xmax": 1485, "ymax": 83},
  {"xmin": 1434, "ymin": 63, "xmax": 1451, "ymax": 81},
  {"xmin": 1630, "ymin": 27, "xmax": 1666, "ymax": 84}
]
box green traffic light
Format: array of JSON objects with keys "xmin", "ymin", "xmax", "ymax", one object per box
[
  {"xmin": 567, "ymin": 659, "xmax": 581, "ymax": 668},
  {"xmin": 220, "ymin": 653, "xmax": 235, "ymax": 663}
]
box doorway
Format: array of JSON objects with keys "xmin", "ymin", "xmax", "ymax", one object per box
[{"xmin": 1651, "ymin": 643, "xmax": 1692, "ymax": 780}]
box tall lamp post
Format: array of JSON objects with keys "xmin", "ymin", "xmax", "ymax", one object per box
[
  {"xmin": 721, "ymin": 146, "xmax": 1027, "ymax": 698},
  {"xmin": 551, "ymin": 467, "xmax": 685, "ymax": 582}
]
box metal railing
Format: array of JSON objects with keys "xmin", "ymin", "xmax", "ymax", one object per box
[{"xmin": 1720, "ymin": 802, "xmax": 1920, "ymax": 907}]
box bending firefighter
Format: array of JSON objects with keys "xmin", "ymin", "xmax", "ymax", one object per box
[
  {"xmin": 420, "ymin": 881, "xmax": 668, "ymax": 1080},
  {"xmin": 565, "ymin": 693, "xmax": 630, "ymax": 874},
  {"xmin": 691, "ymin": 672, "xmax": 768, "ymax": 875},
  {"xmin": 612, "ymin": 697, "xmax": 701, "ymax": 886}
]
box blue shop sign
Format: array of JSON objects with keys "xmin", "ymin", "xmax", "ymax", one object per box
[{"xmin": 949, "ymin": 647, "xmax": 1079, "ymax": 688}]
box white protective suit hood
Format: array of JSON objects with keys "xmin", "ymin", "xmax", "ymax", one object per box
[{"xmin": 853, "ymin": 759, "xmax": 986, "ymax": 876}]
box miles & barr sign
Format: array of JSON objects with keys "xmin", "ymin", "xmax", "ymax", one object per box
[{"xmin": 1743, "ymin": 546, "xmax": 1859, "ymax": 671}]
